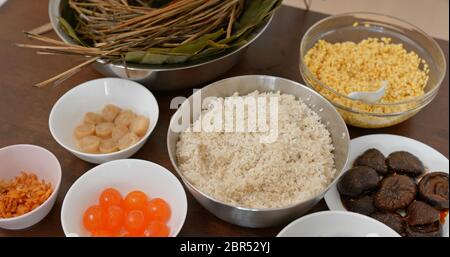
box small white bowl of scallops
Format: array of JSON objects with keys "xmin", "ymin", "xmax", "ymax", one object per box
[{"xmin": 49, "ymin": 78, "xmax": 159, "ymax": 164}]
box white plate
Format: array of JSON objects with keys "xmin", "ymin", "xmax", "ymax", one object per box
[
  {"xmin": 324, "ymin": 134, "xmax": 449, "ymax": 237},
  {"xmin": 277, "ymin": 211, "xmax": 400, "ymax": 237}
]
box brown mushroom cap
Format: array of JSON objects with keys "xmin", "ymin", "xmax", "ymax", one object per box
[
  {"xmin": 374, "ymin": 174, "xmax": 417, "ymax": 211},
  {"xmin": 337, "ymin": 167, "xmax": 380, "ymax": 197},
  {"xmin": 354, "ymin": 148, "xmax": 389, "ymax": 175},
  {"xmin": 406, "ymin": 200, "xmax": 440, "ymax": 226},
  {"xmin": 418, "ymin": 172, "xmax": 449, "ymax": 210},
  {"xmin": 341, "ymin": 194, "xmax": 376, "ymax": 216},
  {"xmin": 405, "ymin": 222, "xmax": 442, "ymax": 237},
  {"xmin": 387, "ymin": 151, "xmax": 425, "ymax": 177},
  {"xmin": 371, "ymin": 212, "xmax": 405, "ymax": 236}
]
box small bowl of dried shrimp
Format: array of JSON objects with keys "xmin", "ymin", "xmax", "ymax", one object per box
[{"xmin": 0, "ymin": 144, "xmax": 61, "ymax": 230}]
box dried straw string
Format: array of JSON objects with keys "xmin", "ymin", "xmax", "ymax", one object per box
[{"xmin": 18, "ymin": 0, "xmax": 244, "ymax": 87}]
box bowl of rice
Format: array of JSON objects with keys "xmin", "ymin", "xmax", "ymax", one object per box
[
  {"xmin": 300, "ymin": 13, "xmax": 447, "ymax": 128},
  {"xmin": 167, "ymin": 75, "xmax": 350, "ymax": 228}
]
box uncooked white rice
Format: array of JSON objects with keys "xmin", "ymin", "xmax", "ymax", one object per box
[{"xmin": 176, "ymin": 91, "xmax": 336, "ymax": 209}]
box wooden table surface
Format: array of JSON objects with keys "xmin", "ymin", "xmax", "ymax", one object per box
[{"xmin": 0, "ymin": 1, "xmax": 448, "ymax": 237}]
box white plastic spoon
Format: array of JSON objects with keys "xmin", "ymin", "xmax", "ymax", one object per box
[{"xmin": 348, "ymin": 81, "xmax": 388, "ymax": 104}]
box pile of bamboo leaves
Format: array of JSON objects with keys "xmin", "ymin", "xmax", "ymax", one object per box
[{"xmin": 18, "ymin": 0, "xmax": 282, "ymax": 87}]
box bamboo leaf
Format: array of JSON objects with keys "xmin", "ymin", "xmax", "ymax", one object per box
[
  {"xmin": 125, "ymin": 49, "xmax": 191, "ymax": 64},
  {"xmin": 235, "ymin": 0, "xmax": 280, "ymax": 31},
  {"xmin": 190, "ymin": 39, "xmax": 248, "ymax": 61},
  {"xmin": 59, "ymin": 17, "xmax": 85, "ymax": 46},
  {"xmin": 142, "ymin": 53, "xmax": 191, "ymax": 64},
  {"xmin": 171, "ymin": 29, "xmax": 226, "ymax": 55},
  {"xmin": 125, "ymin": 51, "xmax": 145, "ymax": 63}
]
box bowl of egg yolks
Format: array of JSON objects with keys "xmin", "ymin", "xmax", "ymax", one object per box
[
  {"xmin": 49, "ymin": 78, "xmax": 159, "ymax": 164},
  {"xmin": 61, "ymin": 159, "xmax": 187, "ymax": 237}
]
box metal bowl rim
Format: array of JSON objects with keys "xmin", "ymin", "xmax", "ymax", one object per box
[{"xmin": 167, "ymin": 75, "xmax": 351, "ymax": 212}]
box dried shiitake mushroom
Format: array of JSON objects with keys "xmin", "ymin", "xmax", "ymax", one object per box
[
  {"xmin": 371, "ymin": 212, "xmax": 406, "ymax": 236},
  {"xmin": 406, "ymin": 200, "xmax": 440, "ymax": 227},
  {"xmin": 354, "ymin": 148, "xmax": 389, "ymax": 175},
  {"xmin": 341, "ymin": 194, "xmax": 376, "ymax": 216},
  {"xmin": 374, "ymin": 174, "xmax": 417, "ymax": 211},
  {"xmin": 405, "ymin": 222, "xmax": 442, "ymax": 237},
  {"xmin": 387, "ymin": 151, "xmax": 425, "ymax": 177},
  {"xmin": 418, "ymin": 172, "xmax": 449, "ymax": 210},
  {"xmin": 337, "ymin": 167, "xmax": 380, "ymax": 197}
]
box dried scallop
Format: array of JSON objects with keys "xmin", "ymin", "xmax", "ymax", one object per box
[
  {"xmin": 99, "ymin": 138, "xmax": 119, "ymax": 154},
  {"xmin": 79, "ymin": 135, "xmax": 101, "ymax": 153},
  {"xmin": 75, "ymin": 105, "xmax": 149, "ymax": 154},
  {"xmin": 102, "ymin": 104, "xmax": 121, "ymax": 122},
  {"xmin": 118, "ymin": 133, "xmax": 140, "ymax": 150},
  {"xmin": 112, "ymin": 125, "xmax": 129, "ymax": 141},
  {"xmin": 130, "ymin": 115, "xmax": 150, "ymax": 137},
  {"xmin": 95, "ymin": 122, "xmax": 115, "ymax": 137},
  {"xmin": 74, "ymin": 123, "xmax": 95, "ymax": 138},
  {"xmin": 114, "ymin": 110, "xmax": 136, "ymax": 127},
  {"xmin": 84, "ymin": 112, "xmax": 103, "ymax": 125}
]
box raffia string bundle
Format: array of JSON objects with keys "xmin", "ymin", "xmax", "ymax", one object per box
[{"xmin": 18, "ymin": 0, "xmax": 282, "ymax": 87}]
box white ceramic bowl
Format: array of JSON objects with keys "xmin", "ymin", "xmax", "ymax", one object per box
[
  {"xmin": 49, "ymin": 78, "xmax": 159, "ymax": 164},
  {"xmin": 61, "ymin": 159, "xmax": 187, "ymax": 237},
  {"xmin": 0, "ymin": 144, "xmax": 62, "ymax": 230},
  {"xmin": 277, "ymin": 211, "xmax": 400, "ymax": 237}
]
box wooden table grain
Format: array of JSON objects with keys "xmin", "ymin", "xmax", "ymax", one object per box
[{"xmin": 0, "ymin": 0, "xmax": 448, "ymax": 237}]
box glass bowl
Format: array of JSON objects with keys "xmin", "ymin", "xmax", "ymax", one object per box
[{"xmin": 300, "ymin": 13, "xmax": 447, "ymax": 128}]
